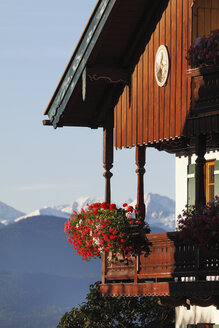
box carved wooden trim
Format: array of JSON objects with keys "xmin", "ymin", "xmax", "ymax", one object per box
[{"xmin": 100, "ymin": 282, "xmax": 219, "ymax": 298}]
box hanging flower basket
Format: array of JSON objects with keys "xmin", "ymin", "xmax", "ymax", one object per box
[
  {"xmin": 177, "ymin": 198, "xmax": 219, "ymax": 249},
  {"xmin": 64, "ymin": 202, "xmax": 150, "ymax": 262},
  {"xmin": 186, "ymin": 29, "xmax": 219, "ymax": 68}
]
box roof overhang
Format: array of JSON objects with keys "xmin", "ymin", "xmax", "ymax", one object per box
[
  {"xmin": 45, "ymin": 0, "xmax": 117, "ymax": 129},
  {"xmin": 44, "ymin": 0, "xmax": 169, "ymax": 129}
]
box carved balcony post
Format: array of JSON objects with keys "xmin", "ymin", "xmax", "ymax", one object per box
[
  {"xmin": 195, "ymin": 134, "xmax": 206, "ymax": 207},
  {"xmin": 135, "ymin": 145, "xmax": 146, "ymax": 219},
  {"xmin": 103, "ymin": 121, "xmax": 113, "ymax": 205}
]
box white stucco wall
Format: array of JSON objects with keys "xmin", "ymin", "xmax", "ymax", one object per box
[
  {"xmin": 175, "ymin": 305, "xmax": 219, "ymax": 328},
  {"xmin": 189, "ymin": 151, "xmax": 219, "ymax": 164},
  {"xmin": 175, "ymin": 151, "xmax": 219, "ymax": 328},
  {"xmin": 175, "ymin": 155, "xmax": 188, "ymax": 218},
  {"xmin": 175, "ymin": 151, "xmax": 219, "ymax": 218}
]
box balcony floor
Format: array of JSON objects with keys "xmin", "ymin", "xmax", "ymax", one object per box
[{"xmin": 101, "ymin": 281, "xmax": 219, "ymax": 297}]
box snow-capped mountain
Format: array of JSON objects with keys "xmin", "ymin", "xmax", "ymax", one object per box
[
  {"xmin": 15, "ymin": 196, "xmax": 104, "ymax": 223},
  {"xmin": 0, "ymin": 201, "xmax": 25, "ymax": 225},
  {"xmin": 13, "ymin": 194, "xmax": 175, "ymax": 231},
  {"xmin": 127, "ymin": 193, "xmax": 175, "ymax": 230}
]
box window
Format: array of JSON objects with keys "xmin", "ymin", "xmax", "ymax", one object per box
[
  {"xmin": 205, "ymin": 160, "xmax": 215, "ymax": 203},
  {"xmin": 187, "ymin": 159, "xmax": 219, "ymax": 205}
]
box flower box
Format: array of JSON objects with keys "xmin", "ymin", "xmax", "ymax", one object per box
[{"xmin": 187, "ymin": 65, "xmax": 219, "ymax": 117}]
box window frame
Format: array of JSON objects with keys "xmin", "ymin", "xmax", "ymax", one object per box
[{"xmin": 205, "ymin": 159, "xmax": 216, "ymax": 204}]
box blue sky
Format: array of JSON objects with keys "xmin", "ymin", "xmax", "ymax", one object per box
[{"xmin": 0, "ymin": 0, "xmax": 175, "ymax": 213}]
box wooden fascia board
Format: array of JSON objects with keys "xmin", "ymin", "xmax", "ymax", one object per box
[
  {"xmin": 42, "ymin": 119, "xmax": 102, "ymax": 129},
  {"xmin": 45, "ymin": 0, "xmax": 117, "ymax": 129}
]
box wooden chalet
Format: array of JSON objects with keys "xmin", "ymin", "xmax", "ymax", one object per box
[{"xmin": 44, "ymin": 0, "xmax": 219, "ymax": 309}]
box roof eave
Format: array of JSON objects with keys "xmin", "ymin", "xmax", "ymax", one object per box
[{"xmin": 45, "ymin": 0, "xmax": 117, "ymax": 129}]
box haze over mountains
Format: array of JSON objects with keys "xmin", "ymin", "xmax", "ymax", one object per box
[
  {"xmin": 0, "ymin": 193, "xmax": 175, "ymax": 327},
  {"xmin": 0, "ymin": 193, "xmax": 175, "ymax": 231}
]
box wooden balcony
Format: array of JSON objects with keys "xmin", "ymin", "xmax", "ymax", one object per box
[
  {"xmin": 188, "ymin": 66, "xmax": 219, "ymax": 117},
  {"xmin": 100, "ymin": 232, "xmax": 219, "ymax": 302}
]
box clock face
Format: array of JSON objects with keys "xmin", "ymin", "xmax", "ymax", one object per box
[{"xmin": 154, "ymin": 45, "xmax": 169, "ymax": 87}]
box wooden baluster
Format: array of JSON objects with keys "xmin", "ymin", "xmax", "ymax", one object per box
[
  {"xmin": 135, "ymin": 145, "xmax": 146, "ymax": 219},
  {"xmin": 134, "ymin": 255, "xmax": 138, "ymax": 284},
  {"xmin": 103, "ymin": 124, "xmax": 113, "ymax": 205},
  {"xmin": 102, "ymin": 249, "xmax": 106, "ymax": 284},
  {"xmin": 195, "ymin": 134, "xmax": 206, "ymax": 207}
]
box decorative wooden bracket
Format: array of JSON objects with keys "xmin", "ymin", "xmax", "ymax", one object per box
[{"xmin": 135, "ymin": 145, "xmax": 146, "ymax": 219}]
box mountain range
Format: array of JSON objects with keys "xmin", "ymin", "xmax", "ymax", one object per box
[
  {"xmin": 0, "ymin": 201, "xmax": 25, "ymax": 225},
  {"xmin": 0, "ymin": 215, "xmax": 101, "ymax": 328},
  {"xmin": 0, "ymin": 193, "xmax": 175, "ymax": 231},
  {"xmin": 0, "ymin": 194, "xmax": 175, "ymax": 327}
]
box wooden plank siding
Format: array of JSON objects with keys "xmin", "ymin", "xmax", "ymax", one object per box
[
  {"xmin": 160, "ymin": 9, "xmax": 165, "ymax": 141},
  {"xmin": 114, "ymin": 0, "xmax": 193, "ymax": 148},
  {"xmin": 182, "ymin": 0, "xmax": 188, "ymax": 134},
  {"xmin": 137, "ymin": 55, "xmax": 143, "ymax": 145},
  {"xmin": 132, "ymin": 66, "xmax": 138, "ymax": 146},
  {"xmin": 188, "ymin": 0, "xmax": 192, "ymax": 112},
  {"xmin": 148, "ymin": 33, "xmax": 154, "ymax": 145},
  {"xmin": 143, "ymin": 42, "xmax": 149, "ymax": 143},
  {"xmin": 193, "ymin": 0, "xmax": 219, "ymax": 40},
  {"xmin": 164, "ymin": 2, "xmax": 171, "ymax": 140},
  {"xmin": 153, "ymin": 22, "xmax": 160, "ymax": 143},
  {"xmin": 212, "ymin": 0, "xmax": 219, "ymax": 29},
  {"xmin": 176, "ymin": 0, "xmax": 183, "ymax": 138},
  {"xmin": 170, "ymin": 0, "xmax": 177, "ymax": 140},
  {"xmin": 114, "ymin": 0, "xmax": 219, "ymax": 149}
]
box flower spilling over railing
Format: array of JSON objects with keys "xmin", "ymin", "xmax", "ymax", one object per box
[
  {"xmin": 177, "ymin": 197, "xmax": 219, "ymax": 248},
  {"xmin": 186, "ymin": 29, "xmax": 219, "ymax": 68},
  {"xmin": 64, "ymin": 202, "xmax": 150, "ymax": 262}
]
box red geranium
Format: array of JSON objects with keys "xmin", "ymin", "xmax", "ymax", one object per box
[
  {"xmin": 64, "ymin": 201, "xmax": 150, "ymax": 262},
  {"xmin": 109, "ymin": 203, "xmax": 116, "ymax": 210}
]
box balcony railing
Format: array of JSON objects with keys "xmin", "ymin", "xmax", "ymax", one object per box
[
  {"xmin": 100, "ymin": 232, "xmax": 219, "ymax": 298},
  {"xmin": 188, "ymin": 66, "xmax": 219, "ymax": 117}
]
